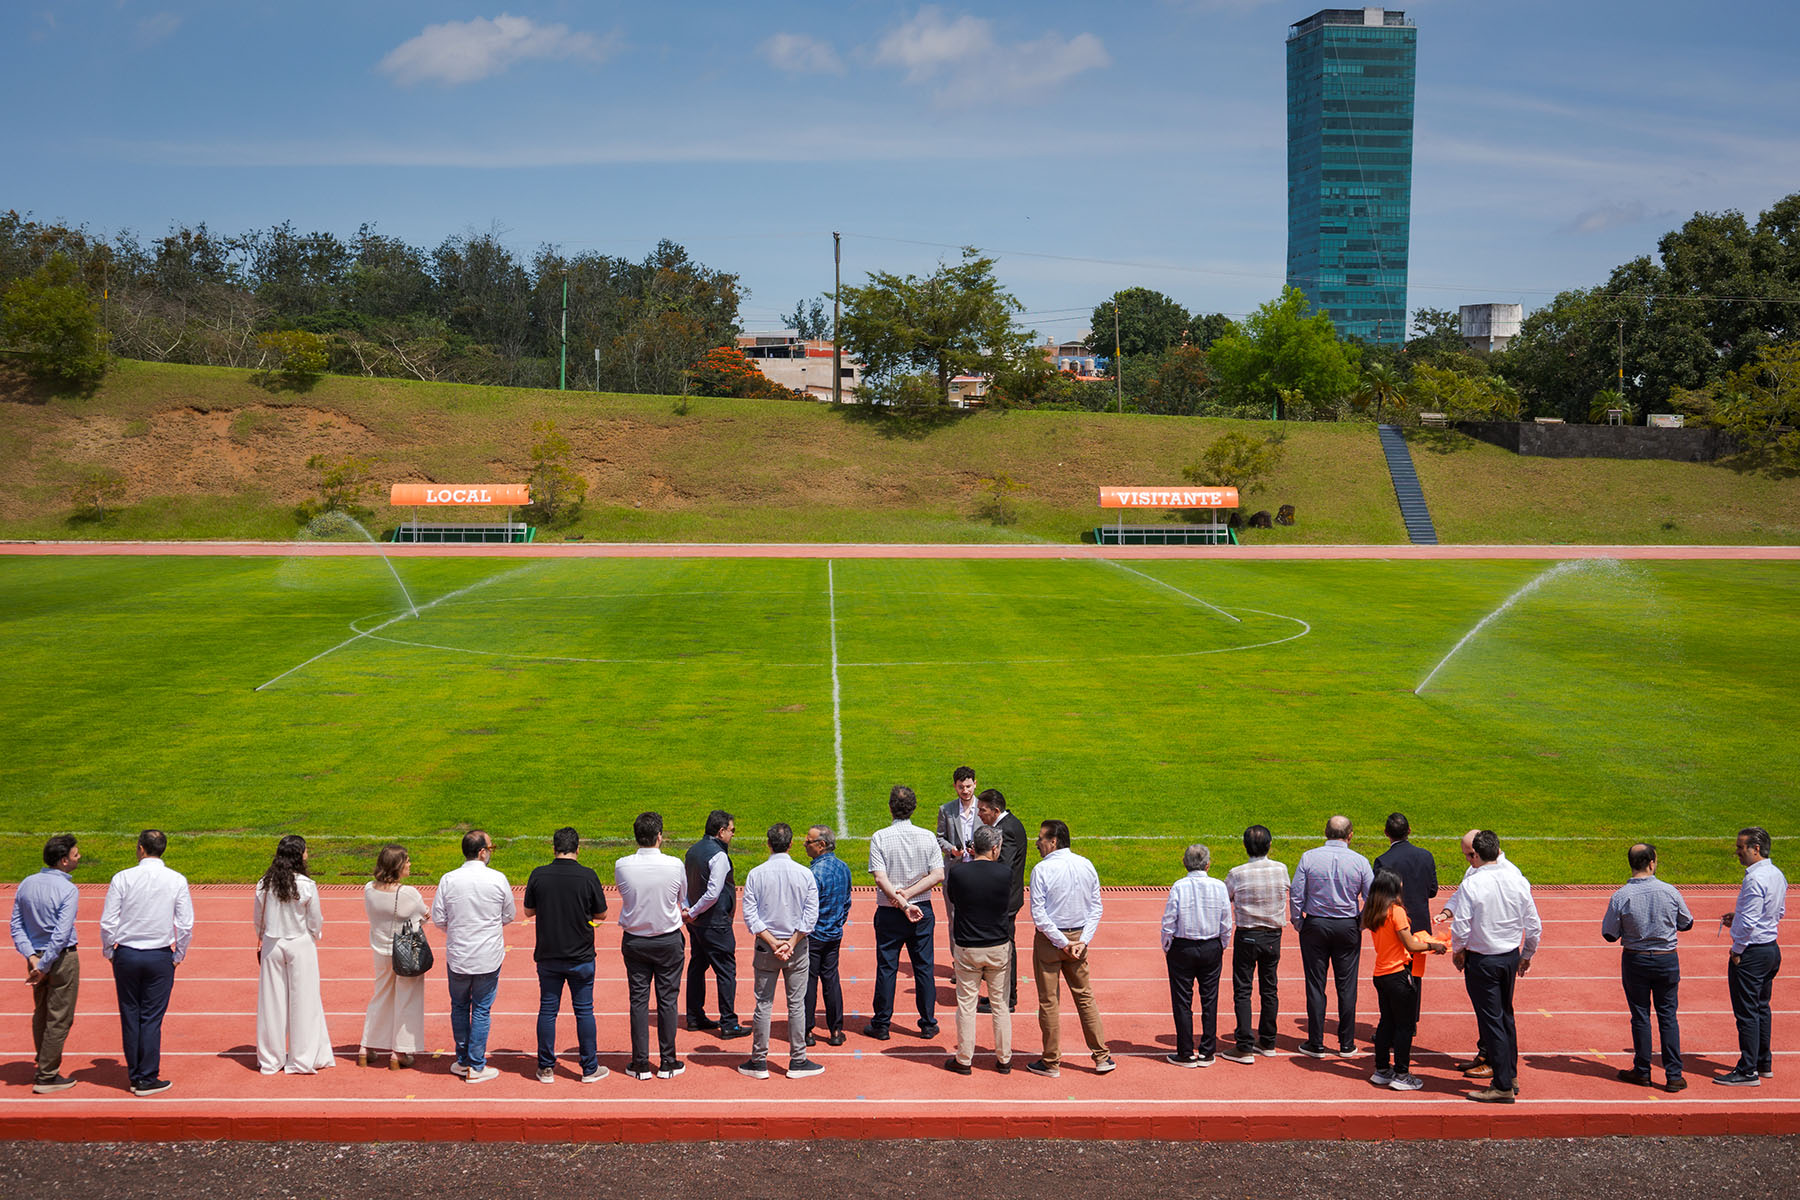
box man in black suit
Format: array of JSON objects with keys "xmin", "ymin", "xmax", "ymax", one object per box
[
  {"xmin": 1372, "ymin": 811, "xmax": 1439, "ymax": 1020},
  {"xmin": 977, "ymin": 789, "xmax": 1028, "ymax": 1011}
]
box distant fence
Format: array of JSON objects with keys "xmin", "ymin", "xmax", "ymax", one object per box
[{"xmin": 1453, "ymin": 421, "xmax": 1733, "ymax": 463}]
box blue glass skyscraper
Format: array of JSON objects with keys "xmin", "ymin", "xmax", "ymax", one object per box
[{"xmin": 1286, "ymin": 8, "xmax": 1416, "ymax": 345}]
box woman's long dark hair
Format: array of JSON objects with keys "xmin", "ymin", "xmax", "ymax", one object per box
[
  {"xmin": 260, "ymin": 835, "xmax": 308, "ymax": 904},
  {"xmin": 1362, "ymin": 869, "xmax": 1404, "ymax": 933}
]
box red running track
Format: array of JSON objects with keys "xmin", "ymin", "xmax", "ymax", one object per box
[
  {"xmin": 1, "ymin": 884, "xmax": 1792, "ymax": 1143},
  {"xmin": 3, "ymin": 541, "xmax": 1799, "ymax": 560}
]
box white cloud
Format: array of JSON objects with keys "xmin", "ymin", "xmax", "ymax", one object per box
[
  {"xmin": 379, "ymin": 14, "xmax": 619, "ymax": 87},
  {"xmin": 873, "ymin": 8, "xmax": 991, "ymax": 82},
  {"xmin": 761, "ymin": 32, "xmax": 844, "ymax": 76},
  {"xmin": 1564, "ymin": 201, "xmax": 1675, "ymax": 237},
  {"xmin": 871, "ymin": 7, "xmax": 1109, "ymax": 103},
  {"xmin": 135, "ymin": 12, "xmax": 181, "ymax": 48}
]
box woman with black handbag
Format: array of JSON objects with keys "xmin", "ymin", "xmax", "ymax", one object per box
[
  {"xmin": 360, "ymin": 844, "xmax": 428, "ymax": 1069},
  {"xmin": 254, "ymin": 835, "xmax": 336, "ymax": 1074}
]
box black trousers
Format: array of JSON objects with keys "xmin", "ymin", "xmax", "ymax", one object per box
[
  {"xmin": 1373, "ymin": 969, "xmax": 1418, "ymax": 1074},
  {"xmin": 622, "ymin": 930, "xmax": 685, "ymax": 1071},
  {"xmin": 805, "ymin": 936, "xmax": 843, "ymax": 1036},
  {"xmin": 112, "ymin": 945, "xmax": 176, "ymax": 1087},
  {"xmin": 869, "ymin": 901, "xmax": 936, "ymax": 1029},
  {"xmin": 1298, "ymin": 916, "xmax": 1361, "ymax": 1050},
  {"xmin": 1728, "ymin": 942, "xmax": 1781, "ymax": 1076},
  {"xmin": 1621, "ymin": 950, "xmax": 1682, "ymax": 1078},
  {"xmin": 1231, "ymin": 927, "xmax": 1282, "ymax": 1050},
  {"xmin": 1463, "ymin": 948, "xmax": 1521, "ymax": 1090},
  {"xmin": 685, "ymin": 921, "xmax": 737, "ymax": 1025},
  {"xmin": 1166, "ymin": 936, "xmax": 1224, "ymax": 1059}
]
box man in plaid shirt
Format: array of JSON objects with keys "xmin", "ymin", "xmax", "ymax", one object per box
[{"xmin": 1221, "ymin": 825, "xmax": 1290, "ymax": 1063}]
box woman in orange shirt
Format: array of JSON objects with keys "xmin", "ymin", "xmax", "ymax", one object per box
[{"xmin": 1362, "ymin": 870, "xmax": 1447, "ymax": 1091}]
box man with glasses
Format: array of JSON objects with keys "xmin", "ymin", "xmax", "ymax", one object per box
[
  {"xmin": 802, "ymin": 825, "xmax": 851, "ymax": 1048},
  {"xmin": 1436, "ymin": 828, "xmax": 1522, "ymax": 1080}
]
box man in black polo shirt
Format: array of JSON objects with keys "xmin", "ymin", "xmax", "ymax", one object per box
[
  {"xmin": 1372, "ymin": 812, "xmax": 1439, "ymax": 1020},
  {"xmin": 943, "ymin": 825, "xmax": 1015, "ymax": 1075},
  {"xmin": 522, "ymin": 827, "xmax": 608, "ymax": 1083}
]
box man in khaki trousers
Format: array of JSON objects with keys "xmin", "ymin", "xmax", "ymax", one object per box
[{"xmin": 1025, "ymin": 820, "xmax": 1114, "ymax": 1078}]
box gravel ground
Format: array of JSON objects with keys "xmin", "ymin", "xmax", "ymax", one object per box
[{"xmin": 3, "ymin": 1136, "xmax": 1795, "ymax": 1200}]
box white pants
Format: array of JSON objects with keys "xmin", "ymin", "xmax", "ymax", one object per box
[
  {"xmin": 361, "ymin": 950, "xmax": 426, "ymax": 1054},
  {"xmin": 257, "ymin": 934, "xmax": 336, "ymax": 1074}
]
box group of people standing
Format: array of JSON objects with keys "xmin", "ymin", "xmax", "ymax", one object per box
[{"xmin": 8, "ymin": 788, "xmax": 1789, "ymax": 1101}]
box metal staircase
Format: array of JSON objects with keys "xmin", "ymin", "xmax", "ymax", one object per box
[{"xmin": 1377, "ymin": 425, "xmax": 1439, "ymax": 545}]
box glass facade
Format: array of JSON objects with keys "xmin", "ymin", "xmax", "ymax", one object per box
[{"xmin": 1286, "ymin": 9, "xmax": 1416, "ymax": 345}]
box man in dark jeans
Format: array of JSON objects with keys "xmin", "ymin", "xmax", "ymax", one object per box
[
  {"xmin": 1373, "ymin": 812, "xmax": 1438, "ymax": 1022},
  {"xmin": 522, "ymin": 826, "xmax": 608, "ymax": 1083},
  {"xmin": 802, "ymin": 824, "xmax": 851, "ymax": 1047},
  {"xmin": 684, "ymin": 810, "xmax": 748, "ymax": 1039},
  {"xmin": 1220, "ymin": 825, "xmax": 1289, "ymax": 1064}
]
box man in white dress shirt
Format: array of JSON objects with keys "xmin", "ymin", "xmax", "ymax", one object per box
[
  {"xmin": 737, "ymin": 823, "xmax": 825, "ymax": 1079},
  {"xmin": 431, "ymin": 830, "xmax": 515, "ymax": 1084},
  {"xmin": 99, "ymin": 829, "xmax": 194, "ymax": 1096},
  {"xmin": 1027, "ymin": 819, "xmax": 1113, "ymax": 1078},
  {"xmin": 614, "ymin": 812, "xmax": 691, "ymax": 1080},
  {"xmin": 1162, "ymin": 843, "xmax": 1233, "ymax": 1067},
  {"xmin": 1450, "ymin": 830, "xmax": 1541, "ymax": 1104}
]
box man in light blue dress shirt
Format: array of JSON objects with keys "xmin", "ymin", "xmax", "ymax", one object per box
[
  {"xmin": 1715, "ymin": 826, "xmax": 1787, "ymax": 1086},
  {"xmin": 11, "ymin": 835, "xmax": 82, "ymax": 1094},
  {"xmin": 1290, "ymin": 815, "xmax": 1373, "ymax": 1057}
]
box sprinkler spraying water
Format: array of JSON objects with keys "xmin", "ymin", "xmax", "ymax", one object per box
[
  {"xmin": 1413, "ymin": 559, "xmax": 1620, "ymax": 696},
  {"xmin": 300, "ymin": 511, "xmax": 418, "ymax": 618}
]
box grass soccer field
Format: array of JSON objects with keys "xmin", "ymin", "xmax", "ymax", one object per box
[{"xmin": 1, "ymin": 552, "xmax": 1794, "ymax": 887}]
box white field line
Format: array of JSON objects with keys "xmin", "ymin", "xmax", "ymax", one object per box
[
  {"xmin": 1101, "ymin": 560, "xmax": 1240, "ymax": 623},
  {"xmin": 252, "ymin": 564, "xmax": 537, "ymax": 691},
  {"xmin": 828, "ymin": 560, "xmax": 847, "ymax": 838}
]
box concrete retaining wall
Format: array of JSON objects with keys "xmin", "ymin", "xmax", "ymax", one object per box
[{"xmin": 1452, "ymin": 421, "xmax": 1729, "ymax": 462}]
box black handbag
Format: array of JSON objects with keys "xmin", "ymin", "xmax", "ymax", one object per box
[{"xmin": 390, "ymin": 888, "xmax": 434, "ymax": 977}]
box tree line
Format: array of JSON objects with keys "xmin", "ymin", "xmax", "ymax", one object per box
[{"xmin": 0, "ymin": 213, "xmax": 740, "ymax": 394}]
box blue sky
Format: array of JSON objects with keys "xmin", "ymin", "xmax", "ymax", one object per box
[{"xmin": 6, "ymin": 1, "xmax": 1798, "ymax": 341}]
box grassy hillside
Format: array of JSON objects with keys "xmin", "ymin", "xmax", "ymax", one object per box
[{"xmin": 3, "ymin": 359, "xmax": 1797, "ymax": 544}]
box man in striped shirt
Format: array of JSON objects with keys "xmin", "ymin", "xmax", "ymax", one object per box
[
  {"xmin": 1221, "ymin": 825, "xmax": 1289, "ymax": 1064},
  {"xmin": 1162, "ymin": 844, "xmax": 1233, "ymax": 1067}
]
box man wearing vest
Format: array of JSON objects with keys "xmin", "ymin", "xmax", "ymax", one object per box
[{"xmin": 684, "ymin": 810, "xmax": 749, "ymax": 1039}]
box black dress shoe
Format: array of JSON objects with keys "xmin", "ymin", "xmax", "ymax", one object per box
[
  {"xmin": 805, "ymin": 1032, "xmax": 817, "ymax": 1047},
  {"xmin": 826, "ymin": 1031, "xmax": 847, "ymax": 1047},
  {"xmin": 717, "ymin": 1023, "xmax": 751, "ymax": 1040},
  {"xmin": 862, "ymin": 1023, "xmax": 890, "ymax": 1041},
  {"xmin": 918, "ymin": 1022, "xmax": 940, "ymax": 1038},
  {"xmin": 976, "ymin": 998, "xmax": 992, "ymax": 1013},
  {"xmin": 1617, "ymin": 1068, "xmax": 1654, "ymax": 1086},
  {"xmin": 687, "ymin": 1017, "xmax": 719, "ymax": 1032}
]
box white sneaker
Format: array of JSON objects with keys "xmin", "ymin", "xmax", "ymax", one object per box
[
  {"xmin": 1255, "ymin": 1045, "xmax": 1278, "ymax": 1057},
  {"xmin": 1370, "ymin": 1069, "xmax": 1395, "ymax": 1087},
  {"xmin": 450, "ymin": 1062, "xmax": 471, "ymax": 1078},
  {"xmin": 536, "ymin": 1068, "xmax": 554, "ymax": 1084},
  {"xmin": 465, "ymin": 1066, "xmax": 500, "ymax": 1084},
  {"xmin": 1388, "ymin": 1073, "xmax": 1425, "ymax": 1091}
]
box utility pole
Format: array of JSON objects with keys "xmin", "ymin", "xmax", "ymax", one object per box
[
  {"xmin": 559, "ymin": 276, "xmax": 568, "ymax": 390},
  {"xmin": 832, "ymin": 232, "xmax": 842, "ymax": 406},
  {"xmin": 1617, "ymin": 317, "xmax": 1625, "ymax": 415},
  {"xmin": 1113, "ymin": 297, "xmax": 1123, "ymax": 414}
]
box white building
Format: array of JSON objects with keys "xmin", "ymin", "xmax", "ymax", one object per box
[
  {"xmin": 736, "ymin": 330, "xmax": 862, "ymax": 401},
  {"xmin": 1459, "ymin": 303, "xmax": 1523, "ymax": 355}
]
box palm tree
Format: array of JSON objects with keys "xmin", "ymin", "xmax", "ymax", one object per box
[{"xmin": 1354, "ymin": 362, "xmax": 1406, "ymax": 424}]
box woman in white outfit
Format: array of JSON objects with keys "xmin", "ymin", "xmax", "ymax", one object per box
[
  {"xmin": 360, "ymin": 843, "xmax": 426, "ymax": 1069},
  {"xmin": 254, "ymin": 835, "xmax": 336, "ymax": 1074}
]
